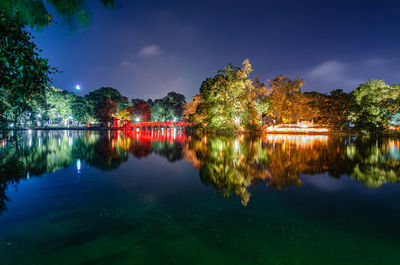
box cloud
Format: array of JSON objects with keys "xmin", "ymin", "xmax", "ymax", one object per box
[
  {"xmin": 305, "ymin": 60, "xmax": 365, "ymax": 91},
  {"xmin": 307, "ymin": 60, "xmax": 347, "ymax": 83},
  {"xmin": 119, "ymin": 60, "xmax": 137, "ymax": 68},
  {"xmin": 137, "ymin": 45, "xmax": 162, "ymax": 57},
  {"xmin": 364, "ymin": 58, "xmax": 388, "ymax": 66}
]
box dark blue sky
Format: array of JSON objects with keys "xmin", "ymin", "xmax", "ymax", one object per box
[{"xmin": 33, "ymin": 0, "xmax": 400, "ymax": 100}]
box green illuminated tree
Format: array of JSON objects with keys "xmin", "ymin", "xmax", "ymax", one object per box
[
  {"xmin": 350, "ymin": 79, "xmax": 400, "ymax": 134},
  {"xmin": 0, "ymin": 12, "xmax": 55, "ymax": 127},
  {"xmin": 45, "ymin": 86, "xmax": 77, "ymax": 124},
  {"xmin": 85, "ymin": 87, "xmax": 128, "ymax": 124},
  {"xmin": 190, "ymin": 59, "xmax": 259, "ymax": 130},
  {"xmin": 149, "ymin": 91, "xmax": 186, "ymax": 121},
  {"xmin": 71, "ymin": 96, "xmax": 96, "ymax": 125}
]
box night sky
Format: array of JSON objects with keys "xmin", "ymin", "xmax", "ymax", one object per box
[{"xmin": 33, "ymin": 0, "xmax": 400, "ymax": 100}]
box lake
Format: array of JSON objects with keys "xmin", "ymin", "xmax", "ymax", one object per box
[{"xmin": 0, "ymin": 130, "xmax": 399, "ymax": 265}]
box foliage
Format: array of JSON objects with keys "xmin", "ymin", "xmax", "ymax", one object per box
[
  {"xmin": 266, "ymin": 75, "xmax": 304, "ymax": 123},
  {"xmin": 346, "ymin": 138, "xmax": 400, "ymax": 187},
  {"xmin": 116, "ymin": 108, "xmax": 131, "ymax": 122},
  {"xmin": 350, "ymin": 79, "xmax": 400, "ymax": 134},
  {"xmin": 71, "ymin": 96, "xmax": 96, "ymax": 124},
  {"xmin": 183, "ymin": 94, "xmax": 204, "ymax": 124},
  {"xmin": 0, "ymin": 0, "xmax": 114, "ymax": 29},
  {"xmin": 45, "ymin": 86, "xmax": 77, "ymax": 124},
  {"xmin": 301, "ymin": 89, "xmax": 353, "ymax": 130},
  {"xmin": 0, "ymin": 12, "xmax": 55, "ymax": 126},
  {"xmin": 149, "ymin": 91, "xmax": 186, "ymax": 121},
  {"xmin": 85, "ymin": 87, "xmax": 128, "ymax": 124},
  {"xmin": 185, "ymin": 59, "xmax": 260, "ymax": 131},
  {"xmin": 128, "ymin": 101, "xmax": 152, "ymax": 122}
]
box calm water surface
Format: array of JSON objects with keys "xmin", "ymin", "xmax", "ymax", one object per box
[{"xmin": 0, "ymin": 130, "xmax": 399, "ymax": 265}]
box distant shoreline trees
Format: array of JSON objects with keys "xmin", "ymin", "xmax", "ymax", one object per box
[
  {"xmin": 183, "ymin": 59, "xmax": 400, "ymax": 135},
  {"xmin": 0, "ymin": 83, "xmax": 186, "ymax": 128}
]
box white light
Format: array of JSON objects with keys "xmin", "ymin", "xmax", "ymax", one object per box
[
  {"xmin": 234, "ymin": 117, "xmax": 240, "ymax": 124},
  {"xmin": 75, "ymin": 85, "xmax": 81, "ymax": 90},
  {"xmin": 173, "ymin": 117, "xmax": 177, "ymax": 122},
  {"xmin": 234, "ymin": 140, "xmax": 239, "ymax": 151},
  {"xmin": 135, "ymin": 117, "xmax": 140, "ymax": 122},
  {"xmin": 76, "ymin": 159, "xmax": 81, "ymax": 173}
]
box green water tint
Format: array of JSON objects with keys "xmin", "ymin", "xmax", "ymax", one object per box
[{"xmin": 0, "ymin": 130, "xmax": 399, "ymax": 264}]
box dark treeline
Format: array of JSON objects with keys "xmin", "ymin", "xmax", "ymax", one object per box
[
  {"xmin": 184, "ymin": 60, "xmax": 400, "ymax": 134},
  {"xmin": 0, "ymin": 84, "xmax": 186, "ymax": 128}
]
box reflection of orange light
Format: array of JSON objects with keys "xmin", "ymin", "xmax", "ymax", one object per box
[
  {"xmin": 264, "ymin": 134, "xmax": 328, "ymax": 148},
  {"xmin": 389, "ymin": 140, "xmax": 400, "ymax": 150}
]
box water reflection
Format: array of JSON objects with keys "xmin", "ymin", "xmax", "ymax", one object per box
[{"xmin": 0, "ymin": 130, "xmax": 399, "ymax": 211}]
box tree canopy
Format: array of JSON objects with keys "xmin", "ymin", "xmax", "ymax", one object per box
[
  {"xmin": 184, "ymin": 59, "xmax": 260, "ymax": 130},
  {"xmin": 350, "ymin": 79, "xmax": 400, "ymax": 134},
  {"xmin": 0, "ymin": 0, "xmax": 114, "ymax": 28},
  {"xmin": 0, "ymin": 12, "xmax": 55, "ymax": 126},
  {"xmin": 149, "ymin": 91, "xmax": 186, "ymax": 121}
]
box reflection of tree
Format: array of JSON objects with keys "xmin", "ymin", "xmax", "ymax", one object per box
[
  {"xmin": 0, "ymin": 131, "xmax": 126, "ymax": 214},
  {"xmin": 262, "ymin": 135, "xmax": 350, "ymax": 189},
  {"xmin": 0, "ymin": 130, "xmax": 188, "ymax": 215},
  {"xmin": 1, "ymin": 130, "xmax": 399, "ymax": 214},
  {"xmin": 76, "ymin": 133, "xmax": 128, "ymax": 170},
  {"xmin": 346, "ymin": 139, "xmax": 400, "ymax": 187},
  {"xmin": 151, "ymin": 141, "xmax": 184, "ymax": 162},
  {"xmin": 184, "ymin": 136, "xmax": 269, "ymax": 206},
  {"xmin": 184, "ymin": 135, "xmax": 400, "ymax": 206},
  {"xmin": 117, "ymin": 132, "xmax": 185, "ymax": 161},
  {"xmin": 118, "ymin": 137, "xmax": 152, "ymax": 159}
]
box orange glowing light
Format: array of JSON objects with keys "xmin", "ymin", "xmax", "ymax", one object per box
[{"xmin": 265, "ymin": 122, "xmax": 329, "ymax": 134}]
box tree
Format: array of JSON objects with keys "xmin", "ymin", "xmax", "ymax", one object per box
[
  {"xmin": 129, "ymin": 101, "xmax": 152, "ymax": 122},
  {"xmin": 250, "ymin": 76, "xmax": 270, "ymax": 124},
  {"xmin": 149, "ymin": 92, "xmax": 186, "ymax": 121},
  {"xmin": 267, "ymin": 75, "xmax": 304, "ymax": 123},
  {"xmin": 350, "ymin": 79, "xmax": 400, "ymax": 134},
  {"xmin": 45, "ymin": 86, "xmax": 77, "ymax": 125},
  {"xmin": 0, "ymin": 0, "xmax": 114, "ymax": 29},
  {"xmin": 312, "ymin": 89, "xmax": 353, "ymax": 130},
  {"xmin": 149, "ymin": 99, "xmax": 166, "ymax": 121},
  {"xmin": 161, "ymin": 92, "xmax": 186, "ymax": 120},
  {"xmin": 116, "ymin": 108, "xmax": 132, "ymax": 123},
  {"xmin": 0, "ymin": 12, "xmax": 55, "ymax": 127},
  {"xmin": 85, "ymin": 87, "xmax": 128, "ymax": 124},
  {"xmin": 183, "ymin": 94, "xmax": 204, "ymax": 125},
  {"xmin": 71, "ymin": 96, "xmax": 96, "ymax": 125},
  {"xmin": 191, "ymin": 59, "xmax": 258, "ymax": 130}
]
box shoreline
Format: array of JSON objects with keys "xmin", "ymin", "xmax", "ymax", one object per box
[{"xmin": 2, "ymin": 127, "xmax": 399, "ymax": 137}]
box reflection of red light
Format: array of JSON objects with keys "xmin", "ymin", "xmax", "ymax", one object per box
[
  {"xmin": 122, "ymin": 121, "xmax": 188, "ymax": 143},
  {"xmin": 116, "ymin": 128, "xmax": 187, "ymax": 159},
  {"xmin": 124, "ymin": 130, "xmax": 187, "ymax": 143}
]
